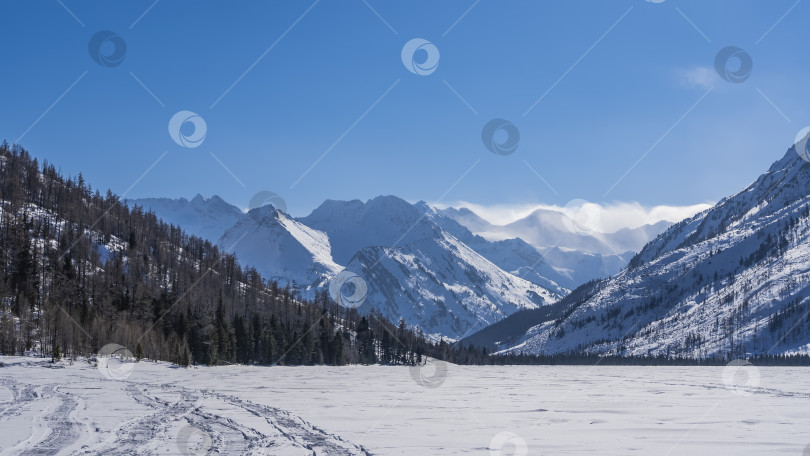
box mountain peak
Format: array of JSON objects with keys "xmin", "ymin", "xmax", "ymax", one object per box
[{"xmin": 245, "ymin": 204, "xmax": 283, "ymax": 223}]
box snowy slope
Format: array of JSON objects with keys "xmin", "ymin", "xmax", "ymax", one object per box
[
  {"xmin": 219, "ymin": 206, "xmax": 342, "ymax": 290},
  {"xmin": 343, "ymin": 229, "xmax": 561, "ymax": 340},
  {"xmin": 439, "ymin": 205, "xmax": 658, "ymax": 288},
  {"xmin": 416, "ymin": 203, "xmax": 568, "ymax": 294},
  {"xmin": 499, "ymin": 146, "xmax": 810, "ymax": 357},
  {"xmin": 301, "ymin": 196, "xmax": 563, "ymax": 338},
  {"xmin": 127, "ymin": 194, "xmax": 244, "ymax": 243}
]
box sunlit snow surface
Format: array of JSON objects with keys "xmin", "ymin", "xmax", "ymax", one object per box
[{"xmin": 1, "ymin": 357, "xmax": 808, "ymax": 455}]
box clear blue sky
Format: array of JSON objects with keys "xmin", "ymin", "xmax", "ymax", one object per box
[{"xmin": 1, "ymin": 0, "xmax": 807, "ymax": 217}]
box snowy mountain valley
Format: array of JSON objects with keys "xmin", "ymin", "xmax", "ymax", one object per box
[{"xmin": 128, "ymin": 195, "xmax": 668, "ymax": 340}]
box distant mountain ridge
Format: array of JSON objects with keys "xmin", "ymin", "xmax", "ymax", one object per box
[
  {"xmin": 438, "ymin": 205, "xmax": 670, "ymax": 288},
  {"xmin": 127, "ymin": 194, "xmax": 673, "ymax": 339},
  {"xmin": 439, "ymin": 206, "xmax": 672, "ymax": 256},
  {"xmin": 128, "ymin": 194, "xmax": 244, "ymax": 243}
]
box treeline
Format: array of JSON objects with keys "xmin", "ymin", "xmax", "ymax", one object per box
[
  {"xmin": 488, "ymin": 352, "xmax": 810, "ymax": 366},
  {"xmin": 0, "ymin": 142, "xmax": 489, "ymax": 367}
]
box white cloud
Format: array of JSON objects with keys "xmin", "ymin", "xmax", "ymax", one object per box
[
  {"xmin": 433, "ymin": 200, "xmax": 713, "ymax": 233},
  {"xmin": 677, "ymin": 66, "xmax": 717, "ymax": 89}
]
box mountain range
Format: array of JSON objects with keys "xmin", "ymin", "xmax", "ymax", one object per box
[{"xmin": 127, "ymin": 195, "xmax": 670, "ymax": 339}]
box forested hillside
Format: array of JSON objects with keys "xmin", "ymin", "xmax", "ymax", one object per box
[{"xmin": 0, "ymin": 142, "xmax": 487, "ymax": 366}]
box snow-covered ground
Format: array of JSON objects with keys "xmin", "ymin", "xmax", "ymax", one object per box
[{"xmin": 1, "ymin": 356, "xmax": 808, "ymax": 455}]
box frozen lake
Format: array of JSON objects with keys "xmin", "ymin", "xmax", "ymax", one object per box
[{"xmin": 0, "ymin": 356, "xmax": 808, "ymax": 455}]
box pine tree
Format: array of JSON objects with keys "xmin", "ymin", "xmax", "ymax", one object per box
[{"xmin": 356, "ymin": 317, "xmax": 375, "ymax": 364}]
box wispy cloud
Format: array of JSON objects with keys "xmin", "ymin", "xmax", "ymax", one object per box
[
  {"xmin": 676, "ymin": 66, "xmax": 717, "ymax": 89},
  {"xmin": 432, "ymin": 201, "xmax": 713, "ymax": 233}
]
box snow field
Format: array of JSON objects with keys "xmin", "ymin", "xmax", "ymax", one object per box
[{"xmin": 1, "ymin": 357, "xmax": 809, "ymax": 455}]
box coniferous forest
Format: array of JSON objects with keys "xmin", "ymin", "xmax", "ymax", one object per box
[{"xmin": 0, "ymin": 141, "xmax": 492, "ymax": 366}]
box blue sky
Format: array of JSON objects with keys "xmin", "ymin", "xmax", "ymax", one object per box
[{"xmin": 1, "ymin": 0, "xmax": 807, "ymax": 223}]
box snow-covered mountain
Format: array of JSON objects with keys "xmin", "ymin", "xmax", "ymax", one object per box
[
  {"xmin": 128, "ymin": 194, "xmax": 564, "ymax": 338},
  {"xmin": 126, "ymin": 193, "xmax": 669, "ymax": 339},
  {"xmin": 219, "ymin": 206, "xmax": 342, "ymax": 289},
  {"xmin": 441, "ymin": 206, "xmax": 670, "ymax": 256},
  {"xmin": 416, "ymin": 204, "xmax": 570, "ymax": 294},
  {"xmin": 436, "ymin": 207, "xmax": 495, "ymax": 233},
  {"xmin": 298, "ymin": 196, "xmax": 433, "ymax": 265},
  {"xmin": 301, "ymin": 196, "xmax": 562, "ymax": 338},
  {"xmin": 343, "ymin": 231, "xmax": 559, "ymax": 339},
  {"xmin": 127, "ymin": 194, "xmax": 244, "ymax": 243},
  {"xmin": 484, "ymin": 145, "xmax": 810, "ymax": 357},
  {"xmin": 438, "ymin": 206, "xmax": 669, "ymax": 287},
  {"xmin": 533, "ymin": 247, "xmax": 635, "ymax": 290}
]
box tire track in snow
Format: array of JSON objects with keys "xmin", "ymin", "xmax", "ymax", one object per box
[
  {"xmin": 18, "ymin": 385, "xmax": 80, "ymax": 455},
  {"xmin": 80, "ymin": 383, "xmax": 201, "ymax": 455},
  {"xmin": 131, "ymin": 383, "xmax": 268, "ymax": 455},
  {"xmin": 202, "ymin": 389, "xmax": 373, "ymax": 456},
  {"xmin": 0, "ymin": 377, "xmax": 39, "ymax": 420},
  {"xmin": 0, "ymin": 376, "xmax": 371, "ymax": 455},
  {"xmin": 115, "ymin": 381, "xmax": 371, "ymax": 455},
  {"xmin": 86, "ymin": 382, "xmax": 273, "ymax": 455}
]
